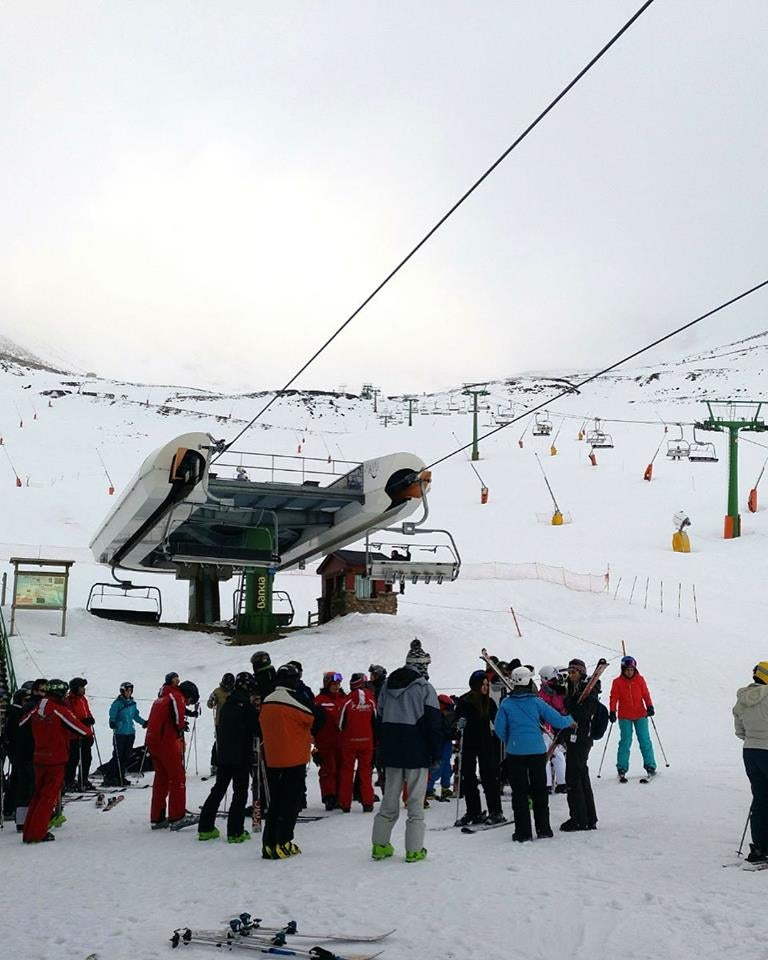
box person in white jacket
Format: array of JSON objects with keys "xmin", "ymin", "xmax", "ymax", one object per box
[{"xmin": 733, "ymin": 661, "xmax": 768, "ymax": 864}]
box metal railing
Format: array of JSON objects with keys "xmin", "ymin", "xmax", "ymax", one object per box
[
  {"xmin": 0, "ymin": 604, "xmax": 18, "ymax": 696},
  {"xmin": 212, "ymin": 450, "xmax": 362, "ymax": 486}
]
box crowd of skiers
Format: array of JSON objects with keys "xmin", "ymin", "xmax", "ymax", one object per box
[{"xmin": 4, "ymin": 645, "xmax": 766, "ymax": 866}]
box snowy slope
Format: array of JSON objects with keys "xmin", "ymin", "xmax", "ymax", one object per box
[{"xmin": 2, "ymin": 340, "xmax": 768, "ymax": 960}]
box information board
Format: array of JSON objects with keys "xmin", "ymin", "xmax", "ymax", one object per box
[{"xmin": 15, "ymin": 573, "xmax": 66, "ymax": 609}]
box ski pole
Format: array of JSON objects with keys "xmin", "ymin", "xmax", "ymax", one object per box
[
  {"xmin": 92, "ymin": 729, "xmax": 104, "ymax": 769},
  {"xmin": 738, "ymin": 804, "xmax": 753, "ymax": 857},
  {"xmin": 454, "ymin": 719, "xmax": 466, "ymax": 825},
  {"xmin": 113, "ymin": 732, "xmax": 124, "ymax": 786},
  {"xmin": 78, "ymin": 739, "xmax": 84, "ymax": 791},
  {"xmin": 649, "ymin": 716, "xmax": 670, "ymax": 767},
  {"xmin": 138, "ymin": 744, "xmax": 149, "ymax": 778},
  {"xmin": 596, "ymin": 721, "xmax": 614, "ymax": 778},
  {"xmin": 193, "ymin": 718, "xmax": 199, "ymax": 777}
]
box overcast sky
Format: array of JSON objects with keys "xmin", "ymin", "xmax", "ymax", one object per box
[{"xmin": 1, "ymin": 1, "xmax": 767, "ymax": 393}]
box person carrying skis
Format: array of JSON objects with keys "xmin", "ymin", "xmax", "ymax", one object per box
[
  {"xmin": 455, "ymin": 670, "xmax": 505, "ymax": 826},
  {"xmin": 64, "ymin": 678, "xmax": 97, "ymax": 790},
  {"xmin": 561, "ymin": 659, "xmax": 599, "ymax": 832},
  {"xmin": 259, "ymin": 664, "xmax": 316, "ymax": 859},
  {"xmin": 104, "ymin": 681, "xmax": 147, "ymax": 787},
  {"xmin": 337, "ymin": 673, "xmax": 376, "ymax": 813},
  {"xmin": 19, "ymin": 678, "xmax": 92, "ymax": 843},
  {"xmin": 609, "ymin": 655, "xmax": 656, "ymax": 780},
  {"xmin": 495, "ymin": 666, "xmax": 574, "ymax": 841},
  {"xmin": 733, "ymin": 660, "xmax": 768, "ymax": 864},
  {"xmin": 207, "ymin": 672, "xmax": 235, "ymax": 777},
  {"xmin": 314, "ymin": 671, "xmax": 346, "ymax": 810},
  {"xmin": 538, "ymin": 665, "xmax": 568, "ymax": 794},
  {"xmin": 146, "ymin": 677, "xmax": 199, "ymax": 829},
  {"xmin": 371, "ymin": 638, "xmax": 441, "ymax": 863},
  {"xmin": 198, "ymin": 672, "xmax": 260, "ymax": 843}
]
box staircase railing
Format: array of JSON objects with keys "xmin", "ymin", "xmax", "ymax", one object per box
[{"xmin": 0, "ymin": 604, "xmax": 18, "ymax": 697}]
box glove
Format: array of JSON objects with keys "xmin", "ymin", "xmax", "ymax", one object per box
[
  {"xmin": 311, "ymin": 749, "xmax": 322, "ymax": 768},
  {"xmin": 84, "ymin": 716, "xmax": 96, "ymax": 726},
  {"xmin": 609, "ymin": 711, "xmax": 617, "ymax": 723},
  {"xmin": 109, "ymin": 720, "xmax": 117, "ymax": 730},
  {"xmin": 183, "ymin": 721, "xmax": 190, "ymax": 732},
  {"xmin": 646, "ymin": 705, "xmax": 655, "ymax": 717},
  {"xmin": 142, "ymin": 720, "xmax": 148, "ymax": 728}
]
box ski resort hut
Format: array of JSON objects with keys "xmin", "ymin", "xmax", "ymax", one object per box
[{"xmin": 316, "ymin": 550, "xmax": 397, "ymax": 624}]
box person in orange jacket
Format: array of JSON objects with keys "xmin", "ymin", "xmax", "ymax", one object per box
[
  {"xmin": 259, "ymin": 664, "xmax": 316, "ymax": 859},
  {"xmin": 337, "ymin": 673, "xmax": 376, "ymax": 813},
  {"xmin": 64, "ymin": 677, "xmax": 96, "ymax": 790},
  {"xmin": 146, "ymin": 676, "xmax": 199, "ymax": 829},
  {"xmin": 609, "ymin": 655, "xmax": 656, "ymax": 780},
  {"xmin": 19, "ymin": 678, "xmax": 92, "ymax": 843},
  {"xmin": 314, "ymin": 671, "xmax": 346, "ymax": 810}
]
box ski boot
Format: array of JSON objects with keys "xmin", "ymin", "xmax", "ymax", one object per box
[
  {"xmin": 455, "ymin": 811, "xmax": 487, "ymax": 827},
  {"xmin": 440, "ymin": 786, "xmax": 454, "ymax": 800},
  {"xmin": 644, "ymin": 767, "xmax": 657, "ymax": 779},
  {"xmin": 151, "ymin": 818, "xmax": 170, "ymax": 830},
  {"xmin": 405, "ymin": 848, "xmax": 428, "ymax": 863},
  {"xmin": 282, "ymin": 841, "xmax": 301, "ymax": 856},
  {"xmin": 371, "ymin": 842, "xmax": 394, "ymax": 861},
  {"xmin": 617, "ymin": 769, "xmax": 628, "ymax": 783},
  {"xmin": 197, "ymin": 828, "xmax": 220, "ymax": 841},
  {"xmin": 169, "ymin": 813, "xmax": 198, "ymax": 831},
  {"xmin": 486, "ymin": 812, "xmax": 507, "ymax": 825},
  {"xmin": 746, "ymin": 843, "xmax": 768, "ymax": 865},
  {"xmin": 227, "ymin": 831, "xmax": 251, "ymax": 844},
  {"xmin": 23, "ymin": 832, "xmax": 55, "ymax": 844},
  {"xmin": 554, "ymin": 784, "xmax": 568, "ymax": 794},
  {"xmin": 262, "ymin": 845, "xmax": 279, "ymax": 860},
  {"xmin": 49, "ymin": 813, "xmax": 67, "ymax": 828}
]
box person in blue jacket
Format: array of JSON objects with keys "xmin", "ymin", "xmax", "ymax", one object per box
[
  {"xmin": 494, "ymin": 666, "xmax": 574, "ymax": 842},
  {"xmin": 103, "ymin": 682, "xmax": 147, "ymax": 786}
]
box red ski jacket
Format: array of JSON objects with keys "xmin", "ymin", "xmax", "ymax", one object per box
[
  {"xmin": 65, "ymin": 692, "xmax": 94, "ymax": 725},
  {"xmin": 609, "ymin": 673, "xmax": 654, "ymax": 721},
  {"xmin": 338, "ymin": 688, "xmax": 376, "ymax": 748},
  {"xmin": 146, "ymin": 687, "xmax": 186, "ymax": 749},
  {"xmin": 314, "ymin": 690, "xmax": 345, "ymax": 753},
  {"xmin": 20, "ymin": 696, "xmax": 92, "ymax": 765}
]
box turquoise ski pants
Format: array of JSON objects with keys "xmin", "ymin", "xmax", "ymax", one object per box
[{"xmin": 616, "ymin": 717, "xmax": 656, "ymax": 772}]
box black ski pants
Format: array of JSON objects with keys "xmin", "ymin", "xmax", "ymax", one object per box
[
  {"xmin": 506, "ymin": 753, "xmax": 550, "ymax": 838},
  {"xmin": 565, "ymin": 740, "xmax": 597, "ymax": 827},
  {"xmin": 104, "ymin": 733, "xmax": 135, "ymax": 785},
  {"xmin": 263, "ymin": 765, "xmax": 305, "ymax": 850},
  {"xmin": 65, "ymin": 738, "xmax": 92, "ymax": 787},
  {"xmin": 199, "ymin": 763, "xmax": 250, "ymax": 837},
  {"xmin": 744, "ymin": 748, "xmax": 768, "ymax": 851},
  {"xmin": 461, "ymin": 745, "xmax": 501, "ymax": 817}
]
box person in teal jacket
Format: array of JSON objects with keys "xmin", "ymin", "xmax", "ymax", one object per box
[
  {"xmin": 494, "ymin": 667, "xmax": 574, "ymax": 842},
  {"xmin": 103, "ymin": 682, "xmax": 147, "ymax": 786}
]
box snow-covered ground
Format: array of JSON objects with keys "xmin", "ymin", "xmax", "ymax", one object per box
[{"xmin": 2, "ymin": 342, "xmax": 767, "ymax": 960}]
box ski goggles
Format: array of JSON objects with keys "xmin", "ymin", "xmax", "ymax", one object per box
[{"xmin": 324, "ymin": 672, "xmax": 343, "ymax": 683}]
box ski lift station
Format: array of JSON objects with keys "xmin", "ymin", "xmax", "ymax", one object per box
[{"xmin": 89, "ymin": 432, "xmax": 460, "ymax": 638}]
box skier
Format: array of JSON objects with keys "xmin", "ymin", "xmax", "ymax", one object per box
[
  {"xmin": 198, "ymin": 672, "xmax": 260, "ymax": 843},
  {"xmin": 19, "ymin": 678, "xmax": 92, "ymax": 843},
  {"xmin": 64, "ymin": 678, "xmax": 97, "ymax": 790},
  {"xmin": 207, "ymin": 672, "xmax": 235, "ymax": 776},
  {"xmin": 250, "ymin": 651, "xmax": 277, "ymax": 701},
  {"xmin": 371, "ymin": 638, "xmax": 441, "ymax": 863},
  {"xmin": 146, "ymin": 677, "xmax": 200, "ymax": 829},
  {"xmin": 337, "ymin": 673, "xmax": 376, "ymax": 813},
  {"xmin": 561, "ymin": 659, "xmax": 599, "ymax": 832},
  {"xmin": 368, "ymin": 664, "xmax": 388, "ymax": 701},
  {"xmin": 538, "ymin": 665, "xmax": 568, "ymax": 793},
  {"xmin": 259, "ymin": 664, "xmax": 316, "ymax": 859},
  {"xmin": 104, "ymin": 681, "xmax": 147, "ymax": 786},
  {"xmin": 454, "ymin": 670, "xmax": 505, "ymax": 826},
  {"xmin": 609, "ymin": 655, "xmax": 656, "ymax": 780},
  {"xmin": 733, "ymin": 660, "xmax": 768, "ymax": 864},
  {"xmin": 314, "ymin": 671, "xmax": 346, "ymax": 810},
  {"xmin": 495, "ymin": 667, "xmax": 574, "ymax": 841},
  {"xmin": 4, "ymin": 683, "xmax": 35, "ymax": 831},
  {"xmin": 426, "ymin": 694, "xmax": 456, "ymax": 801},
  {"xmin": 286, "ymin": 661, "xmax": 315, "ymax": 706}
]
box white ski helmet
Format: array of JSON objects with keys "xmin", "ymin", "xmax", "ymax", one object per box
[
  {"xmin": 510, "ymin": 666, "xmax": 535, "ymax": 687},
  {"xmin": 539, "ymin": 665, "xmax": 558, "ymax": 682}
]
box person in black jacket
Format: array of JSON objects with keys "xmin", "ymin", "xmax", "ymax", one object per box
[
  {"xmin": 198, "ymin": 672, "xmax": 260, "ymax": 843},
  {"xmin": 561, "ymin": 658, "xmax": 599, "ymax": 832},
  {"xmin": 4, "ymin": 684, "xmax": 35, "ymax": 831},
  {"xmin": 455, "ymin": 670, "xmax": 504, "ymax": 826}
]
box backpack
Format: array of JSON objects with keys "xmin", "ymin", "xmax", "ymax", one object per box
[{"xmin": 590, "ymin": 701, "xmax": 610, "ymax": 741}]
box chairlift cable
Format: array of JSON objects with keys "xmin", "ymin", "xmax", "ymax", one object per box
[
  {"xmin": 213, "ymin": 0, "xmax": 658, "ymax": 460},
  {"xmin": 426, "ymin": 279, "xmax": 768, "ymax": 469}
]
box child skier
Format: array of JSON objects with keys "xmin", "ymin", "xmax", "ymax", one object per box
[{"xmin": 538, "ymin": 665, "xmax": 568, "ymax": 793}]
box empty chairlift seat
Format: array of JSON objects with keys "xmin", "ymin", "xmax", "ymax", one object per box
[{"xmin": 87, "ymin": 582, "xmax": 162, "ymax": 624}]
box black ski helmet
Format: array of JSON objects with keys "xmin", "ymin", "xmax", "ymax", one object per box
[
  {"xmin": 287, "ymin": 660, "xmax": 303, "ymax": 678},
  {"xmin": 221, "ymin": 672, "xmax": 236, "ymax": 691},
  {"xmin": 250, "ymin": 651, "xmax": 272, "ymax": 672},
  {"xmin": 368, "ymin": 664, "xmax": 387, "ymax": 679},
  {"xmin": 276, "ymin": 663, "xmax": 299, "ymax": 690},
  {"xmin": 235, "ymin": 671, "xmax": 257, "ymax": 694},
  {"xmin": 164, "ymin": 671, "xmax": 180, "ymax": 685},
  {"xmin": 119, "ymin": 681, "xmax": 134, "ymax": 694},
  {"xmin": 178, "ymin": 680, "xmax": 200, "ymax": 705},
  {"xmin": 69, "ymin": 677, "xmax": 87, "ymax": 692}
]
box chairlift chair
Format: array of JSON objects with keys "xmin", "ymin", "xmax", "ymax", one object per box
[
  {"xmin": 666, "ymin": 424, "xmax": 690, "ymax": 461},
  {"xmin": 532, "ymin": 413, "xmax": 553, "ymax": 437},
  {"xmin": 87, "ymin": 581, "xmax": 162, "ymax": 624},
  {"xmin": 688, "ymin": 426, "xmax": 719, "ymax": 463},
  {"xmin": 367, "ymin": 529, "xmax": 461, "ymax": 585},
  {"xmin": 585, "ymin": 418, "xmax": 614, "ymax": 448}
]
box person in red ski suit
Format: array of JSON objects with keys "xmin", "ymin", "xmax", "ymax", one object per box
[
  {"xmin": 146, "ymin": 675, "xmax": 199, "ymax": 827},
  {"xmin": 314, "ymin": 672, "xmax": 346, "ymax": 810},
  {"xmin": 64, "ymin": 677, "xmax": 97, "ymax": 790},
  {"xmin": 20, "ymin": 678, "xmax": 92, "ymax": 843},
  {"xmin": 337, "ymin": 673, "xmax": 376, "ymax": 812}
]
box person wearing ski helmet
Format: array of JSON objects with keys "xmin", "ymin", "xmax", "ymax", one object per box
[
  {"xmin": 538, "ymin": 666, "xmax": 568, "ymax": 794},
  {"xmin": 560, "ymin": 659, "xmax": 600, "ymax": 832},
  {"xmin": 454, "ymin": 670, "xmax": 505, "ymax": 827},
  {"xmin": 251, "ymin": 651, "xmax": 277, "ymax": 701},
  {"xmin": 337, "ymin": 674, "xmax": 377, "ymax": 813},
  {"xmin": 103, "ymin": 682, "xmax": 147, "ymax": 787},
  {"xmin": 368, "ymin": 664, "xmax": 387, "ymax": 701},
  {"xmin": 146, "ymin": 677, "xmax": 199, "ymax": 829},
  {"xmin": 19, "ymin": 678, "xmax": 93, "ymax": 843},
  {"xmin": 64, "ymin": 677, "xmax": 96, "ymax": 791},
  {"xmin": 495, "ymin": 667, "xmax": 574, "ymax": 841},
  {"xmin": 314, "ymin": 670, "xmax": 346, "ymax": 810},
  {"xmin": 733, "ymin": 661, "xmax": 768, "ymax": 864},
  {"xmin": 259, "ymin": 664, "xmax": 316, "ymax": 859},
  {"xmin": 286, "ymin": 661, "xmax": 315, "ymax": 707},
  {"xmin": 5, "ymin": 684, "xmax": 35, "ymax": 831},
  {"xmin": 371, "ymin": 638, "xmax": 441, "ymax": 863},
  {"xmin": 198, "ymin": 672, "xmax": 260, "ymax": 844},
  {"xmin": 207, "ymin": 672, "xmax": 236, "ymax": 777},
  {"xmin": 609, "ymin": 655, "xmax": 656, "ymax": 780}
]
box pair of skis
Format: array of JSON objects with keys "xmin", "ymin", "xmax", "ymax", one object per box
[
  {"xmin": 96, "ymin": 793, "xmax": 125, "ymax": 811},
  {"xmin": 222, "ymin": 917, "xmax": 394, "ymax": 944}
]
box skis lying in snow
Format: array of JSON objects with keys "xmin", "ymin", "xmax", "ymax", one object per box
[
  {"xmin": 618, "ymin": 774, "xmax": 656, "ymax": 784},
  {"xmin": 220, "ymin": 916, "xmax": 395, "ymax": 944},
  {"xmin": 103, "ymin": 795, "xmax": 125, "ymax": 811},
  {"xmin": 460, "ymin": 819, "xmax": 512, "ymax": 834},
  {"xmin": 723, "ymin": 859, "xmax": 768, "ymax": 871},
  {"xmin": 170, "ymin": 928, "xmax": 384, "ymax": 958}
]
